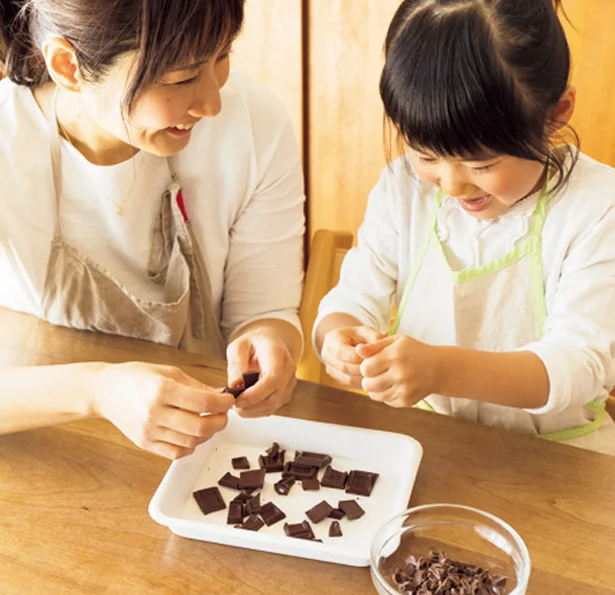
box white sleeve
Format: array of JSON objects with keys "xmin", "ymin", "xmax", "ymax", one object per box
[
  {"xmin": 313, "ymin": 168, "xmax": 400, "ymax": 352},
  {"xmin": 523, "ymin": 204, "xmax": 615, "ymax": 415},
  {"xmin": 221, "ymin": 117, "xmax": 305, "ymax": 342}
]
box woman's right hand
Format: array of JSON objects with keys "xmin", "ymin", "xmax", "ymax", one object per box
[
  {"xmin": 92, "ymin": 362, "xmax": 235, "ymax": 460},
  {"xmin": 321, "ymin": 326, "xmax": 384, "ymax": 389}
]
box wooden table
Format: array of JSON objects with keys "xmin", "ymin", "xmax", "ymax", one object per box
[{"xmin": 1, "ymin": 308, "xmax": 614, "ymax": 594}]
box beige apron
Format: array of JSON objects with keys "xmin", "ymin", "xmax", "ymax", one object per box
[
  {"xmin": 41, "ymin": 89, "xmax": 225, "ymax": 359},
  {"xmin": 390, "ymin": 186, "xmax": 615, "ymax": 455}
]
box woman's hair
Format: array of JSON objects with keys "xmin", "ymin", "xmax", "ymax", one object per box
[
  {"xmin": 380, "ymin": 0, "xmax": 578, "ymax": 194},
  {"xmin": 0, "ymin": 0, "xmax": 245, "ymax": 111}
]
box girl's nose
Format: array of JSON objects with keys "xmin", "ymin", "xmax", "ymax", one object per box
[
  {"xmin": 188, "ymin": 69, "xmax": 222, "ymax": 118},
  {"xmin": 439, "ymin": 167, "xmax": 474, "ymax": 197}
]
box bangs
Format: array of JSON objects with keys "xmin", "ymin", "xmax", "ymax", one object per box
[
  {"xmin": 380, "ymin": 5, "xmax": 544, "ymax": 161},
  {"xmin": 125, "ymin": 0, "xmax": 245, "ymax": 109}
]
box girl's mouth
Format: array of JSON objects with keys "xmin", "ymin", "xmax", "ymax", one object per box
[{"xmin": 457, "ymin": 195, "xmax": 493, "ymax": 212}]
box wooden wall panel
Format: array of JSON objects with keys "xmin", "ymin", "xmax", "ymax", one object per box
[
  {"xmin": 232, "ymin": 0, "xmax": 304, "ymax": 147},
  {"xmin": 307, "ymin": 0, "xmax": 401, "ymax": 240},
  {"xmin": 562, "ymin": 1, "xmax": 615, "ymax": 167}
]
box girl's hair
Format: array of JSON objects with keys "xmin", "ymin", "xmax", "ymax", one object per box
[
  {"xmin": 380, "ymin": 0, "xmax": 578, "ymax": 194},
  {"xmin": 0, "ymin": 0, "xmax": 245, "ymax": 111}
]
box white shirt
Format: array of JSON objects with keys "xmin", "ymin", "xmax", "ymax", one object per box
[
  {"xmin": 0, "ymin": 72, "xmax": 305, "ymax": 343},
  {"xmin": 316, "ymin": 154, "xmax": 615, "ymax": 415}
]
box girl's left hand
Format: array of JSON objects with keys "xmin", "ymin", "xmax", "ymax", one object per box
[
  {"xmin": 356, "ymin": 335, "xmax": 439, "ymax": 408},
  {"xmin": 226, "ymin": 330, "xmax": 297, "ymax": 418}
]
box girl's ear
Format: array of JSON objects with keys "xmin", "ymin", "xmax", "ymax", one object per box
[
  {"xmin": 547, "ymin": 85, "xmax": 576, "ymax": 133},
  {"xmin": 41, "ymin": 36, "xmax": 84, "ymax": 93}
]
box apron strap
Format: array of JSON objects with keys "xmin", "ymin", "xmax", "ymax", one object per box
[{"xmin": 48, "ymin": 87, "xmax": 64, "ymax": 241}]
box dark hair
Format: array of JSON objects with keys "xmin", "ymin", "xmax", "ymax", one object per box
[
  {"xmin": 380, "ymin": 0, "xmax": 578, "ymax": 195},
  {"xmin": 0, "ymin": 0, "xmax": 245, "ymax": 111}
]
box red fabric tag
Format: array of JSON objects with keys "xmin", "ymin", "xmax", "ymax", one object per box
[{"xmin": 176, "ymin": 189, "xmax": 189, "ymax": 222}]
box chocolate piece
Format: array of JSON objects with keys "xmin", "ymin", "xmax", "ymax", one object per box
[
  {"xmin": 328, "ymin": 520, "xmax": 343, "ymax": 537},
  {"xmin": 231, "ymin": 456, "xmax": 250, "ymax": 470},
  {"xmin": 223, "ymin": 372, "xmax": 260, "ymax": 399},
  {"xmin": 301, "ymin": 478, "xmax": 320, "ymax": 491},
  {"xmin": 283, "ymin": 521, "xmax": 316, "ymax": 540},
  {"xmin": 345, "ymin": 470, "xmax": 379, "ymax": 497},
  {"xmin": 274, "ymin": 476, "xmax": 295, "ymax": 496},
  {"xmin": 223, "ymin": 386, "xmax": 244, "ymax": 398},
  {"xmin": 282, "ymin": 462, "xmax": 318, "ymax": 480},
  {"xmin": 266, "ymin": 442, "xmax": 281, "ymax": 456},
  {"xmin": 294, "ymin": 452, "xmax": 333, "ymax": 469},
  {"xmin": 231, "ymin": 491, "xmax": 252, "ymax": 504},
  {"xmin": 306, "ymin": 500, "xmax": 334, "ymax": 524},
  {"xmin": 237, "ymin": 514, "xmax": 265, "ymax": 532},
  {"xmin": 338, "ymin": 499, "xmax": 365, "ymax": 520},
  {"xmin": 227, "ymin": 501, "xmax": 245, "ymax": 525},
  {"xmin": 239, "ymin": 469, "xmax": 266, "ymax": 490},
  {"xmin": 245, "ymin": 493, "xmax": 262, "ymax": 515},
  {"xmin": 258, "ymin": 449, "xmax": 286, "ymax": 473},
  {"xmin": 193, "ymin": 487, "xmax": 226, "ymax": 516},
  {"xmin": 320, "ymin": 465, "xmax": 348, "ymax": 490},
  {"xmin": 259, "ymin": 502, "xmax": 286, "ymax": 526},
  {"xmin": 391, "ymin": 550, "xmax": 508, "ymax": 595},
  {"xmin": 327, "ymin": 508, "xmax": 345, "ymax": 520},
  {"xmin": 218, "ymin": 472, "xmax": 242, "ymax": 490}
]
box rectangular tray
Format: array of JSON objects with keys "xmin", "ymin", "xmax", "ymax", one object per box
[{"xmin": 149, "ymin": 412, "xmax": 423, "ymax": 567}]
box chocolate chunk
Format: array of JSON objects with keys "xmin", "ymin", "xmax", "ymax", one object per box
[
  {"xmin": 283, "ymin": 520, "xmax": 316, "ymax": 540},
  {"xmin": 242, "ymin": 371, "xmax": 260, "ymax": 389},
  {"xmin": 218, "ymin": 472, "xmax": 242, "ymax": 490},
  {"xmin": 266, "ymin": 441, "xmax": 281, "ymax": 456},
  {"xmin": 258, "ymin": 449, "xmax": 286, "ymax": 473},
  {"xmin": 345, "ymin": 470, "xmax": 379, "ymax": 497},
  {"xmin": 227, "ymin": 501, "xmax": 245, "ymax": 525},
  {"xmin": 301, "ymin": 478, "xmax": 320, "ymax": 491},
  {"xmin": 237, "ymin": 514, "xmax": 265, "ymax": 532},
  {"xmin": 193, "ymin": 487, "xmax": 226, "ymax": 516},
  {"xmin": 282, "ymin": 462, "xmax": 318, "ymax": 480},
  {"xmin": 274, "ymin": 476, "xmax": 295, "ymax": 496},
  {"xmin": 320, "ymin": 465, "xmax": 348, "ymax": 489},
  {"xmin": 327, "ymin": 508, "xmax": 345, "ymax": 520},
  {"xmin": 239, "ymin": 469, "xmax": 266, "ymax": 490},
  {"xmin": 231, "ymin": 456, "xmax": 250, "ymax": 470},
  {"xmin": 260, "ymin": 502, "xmax": 286, "ymax": 526},
  {"xmin": 294, "ymin": 452, "xmax": 333, "ymax": 469},
  {"xmin": 306, "ymin": 500, "xmax": 334, "ymax": 524},
  {"xmin": 338, "ymin": 499, "xmax": 365, "ymax": 520},
  {"xmin": 328, "ymin": 520, "xmax": 343, "ymax": 537},
  {"xmin": 231, "ymin": 491, "xmax": 253, "ymax": 504},
  {"xmin": 245, "ymin": 493, "xmax": 262, "ymax": 515}
]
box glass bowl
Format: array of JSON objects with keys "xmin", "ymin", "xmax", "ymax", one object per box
[{"xmin": 370, "ymin": 504, "xmax": 531, "ymax": 595}]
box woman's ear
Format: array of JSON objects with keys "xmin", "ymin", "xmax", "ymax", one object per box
[
  {"xmin": 547, "ymin": 85, "xmax": 576, "ymax": 133},
  {"xmin": 41, "ymin": 36, "xmax": 83, "ymax": 92}
]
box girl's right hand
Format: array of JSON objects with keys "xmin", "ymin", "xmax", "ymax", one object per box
[
  {"xmin": 92, "ymin": 362, "xmax": 235, "ymax": 460},
  {"xmin": 321, "ymin": 326, "xmax": 384, "ymax": 388}
]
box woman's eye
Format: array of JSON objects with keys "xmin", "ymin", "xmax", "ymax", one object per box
[
  {"xmin": 217, "ymin": 51, "xmax": 231, "ymax": 62},
  {"xmin": 417, "ymin": 156, "xmax": 437, "ymax": 164},
  {"xmin": 174, "ymin": 76, "xmax": 198, "ymax": 86}
]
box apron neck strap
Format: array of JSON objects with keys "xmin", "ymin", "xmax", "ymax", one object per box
[{"xmin": 48, "ymin": 87, "xmax": 63, "ymax": 240}]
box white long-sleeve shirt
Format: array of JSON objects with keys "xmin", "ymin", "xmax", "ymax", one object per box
[
  {"xmin": 0, "ymin": 71, "xmax": 305, "ymax": 344},
  {"xmin": 316, "ymin": 154, "xmax": 615, "ymax": 416}
]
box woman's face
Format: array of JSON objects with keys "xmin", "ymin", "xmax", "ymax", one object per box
[{"xmin": 79, "ymin": 44, "xmax": 232, "ymax": 157}]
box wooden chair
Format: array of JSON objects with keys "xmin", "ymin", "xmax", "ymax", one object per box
[
  {"xmin": 607, "ymin": 394, "xmax": 615, "ymax": 419},
  {"xmin": 297, "ymin": 229, "xmax": 353, "ymax": 384}
]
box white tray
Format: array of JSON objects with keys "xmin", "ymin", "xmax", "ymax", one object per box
[{"xmin": 149, "ymin": 412, "xmax": 423, "ymax": 567}]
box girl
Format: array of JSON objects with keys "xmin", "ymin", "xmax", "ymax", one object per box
[
  {"xmin": 0, "ymin": 0, "xmax": 305, "ymax": 459},
  {"xmin": 314, "ymin": 0, "xmax": 615, "ymax": 454}
]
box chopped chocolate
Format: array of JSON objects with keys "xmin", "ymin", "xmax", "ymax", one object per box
[
  {"xmin": 239, "ymin": 469, "xmax": 266, "ymax": 490},
  {"xmin": 245, "ymin": 493, "xmax": 262, "ymax": 515},
  {"xmin": 328, "ymin": 520, "xmax": 343, "ymax": 537},
  {"xmin": 258, "ymin": 450, "xmax": 286, "ymax": 473},
  {"xmin": 193, "ymin": 487, "xmax": 226, "ymax": 516},
  {"xmin": 327, "ymin": 508, "xmax": 345, "ymax": 520},
  {"xmin": 301, "ymin": 478, "xmax": 320, "ymax": 491},
  {"xmin": 320, "ymin": 465, "xmax": 348, "ymax": 490},
  {"xmin": 266, "ymin": 442, "xmax": 281, "ymax": 456},
  {"xmin": 223, "ymin": 386, "xmax": 244, "ymax": 398},
  {"xmin": 306, "ymin": 500, "xmax": 335, "ymax": 524},
  {"xmin": 294, "ymin": 451, "xmax": 333, "ymax": 469},
  {"xmin": 218, "ymin": 472, "xmax": 242, "ymax": 490},
  {"xmin": 260, "ymin": 502, "xmax": 286, "ymax": 526},
  {"xmin": 227, "ymin": 501, "xmax": 245, "ymax": 525},
  {"xmin": 283, "ymin": 520, "xmax": 316, "ymax": 540},
  {"xmin": 237, "ymin": 514, "xmax": 265, "ymax": 532},
  {"xmin": 231, "ymin": 456, "xmax": 250, "ymax": 470},
  {"xmin": 274, "ymin": 476, "xmax": 295, "ymax": 496},
  {"xmin": 391, "ymin": 550, "xmax": 508, "ymax": 595},
  {"xmin": 345, "ymin": 470, "xmax": 379, "ymax": 497},
  {"xmin": 282, "ymin": 462, "xmax": 318, "ymax": 480},
  {"xmin": 338, "ymin": 499, "xmax": 365, "ymax": 520},
  {"xmin": 223, "ymin": 372, "xmax": 260, "ymax": 398},
  {"xmin": 231, "ymin": 491, "xmax": 252, "ymax": 504}
]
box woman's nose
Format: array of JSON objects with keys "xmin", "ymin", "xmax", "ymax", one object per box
[{"xmin": 188, "ymin": 70, "xmax": 222, "ymax": 118}]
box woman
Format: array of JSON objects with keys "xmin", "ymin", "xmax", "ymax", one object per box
[{"xmin": 0, "ymin": 0, "xmax": 305, "ymax": 459}]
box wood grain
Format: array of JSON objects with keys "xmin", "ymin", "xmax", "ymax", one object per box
[{"xmin": 1, "ymin": 307, "xmax": 615, "ymax": 593}]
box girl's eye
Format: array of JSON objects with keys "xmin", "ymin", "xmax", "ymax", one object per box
[
  {"xmin": 469, "ymin": 162, "xmax": 498, "ymax": 173},
  {"xmin": 417, "ymin": 156, "xmax": 437, "ymax": 164},
  {"xmin": 174, "ymin": 76, "xmax": 198, "ymax": 86},
  {"xmin": 217, "ymin": 51, "xmax": 231, "ymax": 62}
]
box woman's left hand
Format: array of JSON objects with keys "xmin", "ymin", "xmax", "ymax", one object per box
[
  {"xmin": 226, "ymin": 329, "xmax": 297, "ymax": 418},
  {"xmin": 356, "ymin": 335, "xmax": 439, "ymax": 408}
]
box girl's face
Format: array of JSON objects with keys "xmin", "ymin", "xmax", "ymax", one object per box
[
  {"xmin": 408, "ymin": 150, "xmax": 546, "ymax": 220},
  {"xmin": 78, "ymin": 44, "xmax": 232, "ymax": 157}
]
